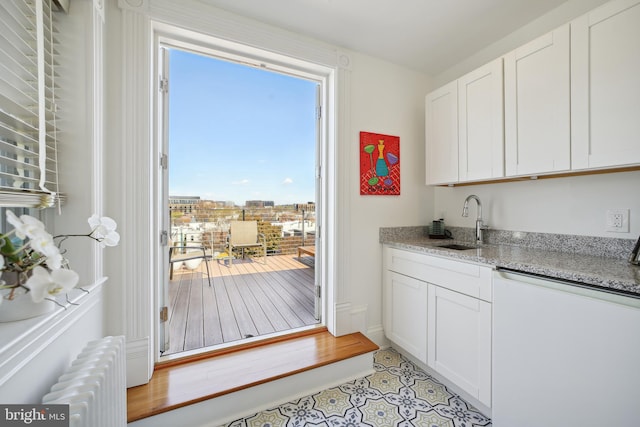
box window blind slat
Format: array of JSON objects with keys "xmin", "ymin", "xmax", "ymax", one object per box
[
  {"xmin": 0, "ymin": 0, "xmax": 61, "ymax": 208},
  {"xmin": 0, "ymin": 40, "xmax": 38, "ymax": 88},
  {"xmin": 0, "ymin": 106, "xmax": 39, "ymax": 138},
  {"xmin": 0, "ymin": 138, "xmax": 38, "ymax": 153},
  {"xmin": 0, "ymin": 172, "xmax": 39, "ymax": 188},
  {"xmin": 0, "ymin": 3, "xmax": 38, "ymax": 45},
  {"xmin": 0, "ymin": 81, "xmax": 39, "ymax": 118}
]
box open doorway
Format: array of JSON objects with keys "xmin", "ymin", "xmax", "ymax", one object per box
[{"xmin": 158, "ymin": 45, "xmax": 323, "ymax": 357}]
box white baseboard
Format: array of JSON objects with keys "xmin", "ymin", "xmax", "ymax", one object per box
[
  {"xmin": 126, "ymin": 337, "xmax": 152, "ymax": 388},
  {"xmin": 366, "ymin": 324, "xmax": 388, "ymax": 348},
  {"xmin": 334, "ymin": 305, "xmax": 388, "ymax": 349},
  {"xmin": 334, "ymin": 302, "xmax": 352, "ymax": 336}
]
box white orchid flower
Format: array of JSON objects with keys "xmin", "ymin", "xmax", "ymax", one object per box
[
  {"xmin": 44, "ymin": 251, "xmax": 63, "ymax": 270},
  {"xmin": 25, "ymin": 266, "xmax": 79, "ymax": 303},
  {"xmin": 100, "ymin": 231, "xmax": 120, "ymax": 247},
  {"xmin": 28, "ymin": 232, "xmax": 64, "ymax": 269},
  {"xmin": 88, "ymin": 214, "xmax": 117, "ymax": 233},
  {"xmin": 88, "ymin": 214, "xmax": 120, "ymax": 247},
  {"xmin": 6, "ymin": 211, "xmax": 46, "ymax": 240},
  {"xmin": 0, "ymin": 254, "xmax": 4, "ymax": 270},
  {"xmin": 29, "ymin": 232, "xmax": 56, "ymax": 255}
]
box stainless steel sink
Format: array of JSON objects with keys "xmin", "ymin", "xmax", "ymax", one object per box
[{"xmin": 438, "ymin": 243, "xmax": 477, "ymax": 250}]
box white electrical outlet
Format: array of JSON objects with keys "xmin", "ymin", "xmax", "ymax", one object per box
[{"xmin": 605, "ymin": 209, "xmax": 629, "ymax": 233}]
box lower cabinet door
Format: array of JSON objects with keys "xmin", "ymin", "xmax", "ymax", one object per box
[
  {"xmin": 427, "ymin": 284, "xmax": 491, "ymax": 407},
  {"xmin": 384, "ymin": 271, "xmax": 428, "ymax": 363}
]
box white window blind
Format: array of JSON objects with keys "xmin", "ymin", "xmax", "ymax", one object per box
[{"xmin": 0, "ymin": 0, "xmax": 62, "ymax": 208}]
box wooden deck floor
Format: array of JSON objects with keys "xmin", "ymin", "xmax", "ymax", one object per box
[{"xmin": 166, "ymin": 254, "xmax": 317, "ymax": 355}]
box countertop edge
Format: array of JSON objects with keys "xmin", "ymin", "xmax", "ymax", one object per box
[{"xmin": 381, "ymin": 239, "xmax": 640, "ymax": 296}]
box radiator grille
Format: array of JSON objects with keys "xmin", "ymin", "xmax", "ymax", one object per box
[{"xmin": 42, "ymin": 336, "xmax": 126, "ymax": 427}]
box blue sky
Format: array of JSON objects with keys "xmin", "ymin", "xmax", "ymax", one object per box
[{"xmin": 168, "ymin": 49, "xmax": 317, "ymax": 206}]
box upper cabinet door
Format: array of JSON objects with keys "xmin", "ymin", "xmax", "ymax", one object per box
[
  {"xmin": 571, "ymin": 0, "xmax": 640, "ymax": 170},
  {"xmin": 426, "ymin": 81, "xmax": 458, "ymax": 185},
  {"xmin": 504, "ymin": 25, "xmax": 570, "ymax": 176},
  {"xmin": 458, "ymin": 58, "xmax": 504, "ymax": 182}
]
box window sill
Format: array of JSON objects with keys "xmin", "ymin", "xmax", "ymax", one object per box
[{"xmin": 0, "ymin": 277, "xmax": 108, "ymax": 388}]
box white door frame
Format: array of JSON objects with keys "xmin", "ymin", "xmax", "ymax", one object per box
[
  {"xmin": 153, "ymin": 28, "xmax": 332, "ymax": 358},
  {"xmin": 115, "ymin": 0, "xmax": 353, "ymax": 387}
]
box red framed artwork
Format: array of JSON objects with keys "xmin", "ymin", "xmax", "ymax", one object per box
[{"xmin": 359, "ymin": 131, "xmax": 400, "ymax": 195}]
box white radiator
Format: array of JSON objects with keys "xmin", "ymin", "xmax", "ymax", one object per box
[{"xmin": 42, "ymin": 336, "xmax": 127, "ymax": 427}]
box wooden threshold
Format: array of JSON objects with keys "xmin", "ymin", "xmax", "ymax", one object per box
[{"xmin": 127, "ymin": 329, "xmax": 379, "ymax": 423}]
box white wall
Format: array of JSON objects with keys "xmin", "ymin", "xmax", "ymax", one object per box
[
  {"xmin": 54, "ymin": 0, "xmax": 100, "ymax": 285},
  {"xmin": 431, "ymin": 0, "xmax": 639, "ymax": 240},
  {"xmin": 347, "ymin": 53, "xmax": 432, "ymax": 339},
  {"xmin": 434, "ymin": 171, "xmax": 640, "ymax": 238}
]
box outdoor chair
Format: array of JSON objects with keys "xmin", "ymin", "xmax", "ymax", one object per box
[
  {"xmin": 169, "ymin": 243, "xmax": 212, "ymax": 286},
  {"xmin": 227, "ymin": 220, "xmax": 267, "ymax": 267}
]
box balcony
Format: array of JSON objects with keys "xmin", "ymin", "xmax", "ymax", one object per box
[{"xmin": 165, "ymin": 252, "xmax": 317, "ymax": 356}]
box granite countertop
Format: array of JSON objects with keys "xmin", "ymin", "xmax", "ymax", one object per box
[{"xmin": 380, "ymin": 226, "xmax": 640, "ymax": 296}]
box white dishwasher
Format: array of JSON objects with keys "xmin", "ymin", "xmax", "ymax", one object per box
[{"xmin": 493, "ymin": 269, "xmax": 640, "ymax": 427}]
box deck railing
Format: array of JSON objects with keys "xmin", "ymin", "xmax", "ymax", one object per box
[{"xmin": 171, "ymin": 207, "xmax": 315, "ymax": 257}]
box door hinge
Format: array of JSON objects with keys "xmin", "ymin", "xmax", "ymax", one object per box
[
  {"xmin": 316, "ymin": 165, "xmax": 321, "ymax": 179},
  {"xmin": 159, "ymin": 77, "xmax": 168, "ymax": 93},
  {"xmin": 160, "ymin": 230, "xmax": 168, "ymax": 246},
  {"xmin": 316, "ymin": 105, "xmax": 322, "ymax": 120},
  {"xmin": 160, "ymin": 306, "xmax": 169, "ymax": 322},
  {"xmin": 316, "ymin": 285, "xmax": 321, "ymax": 298},
  {"xmin": 160, "ymin": 153, "xmax": 168, "ymax": 169}
]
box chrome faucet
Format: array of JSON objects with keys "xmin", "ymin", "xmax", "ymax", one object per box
[{"xmin": 462, "ymin": 194, "xmax": 488, "ymax": 244}]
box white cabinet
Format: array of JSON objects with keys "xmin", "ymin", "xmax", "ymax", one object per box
[
  {"xmin": 428, "ymin": 284, "xmax": 492, "ymax": 407},
  {"xmin": 383, "ymin": 271, "xmax": 428, "ymax": 363},
  {"xmin": 504, "ymin": 25, "xmax": 570, "ymax": 176},
  {"xmin": 458, "ymin": 58, "xmax": 504, "ymax": 182},
  {"xmin": 426, "ymin": 0, "xmax": 640, "ymax": 183},
  {"xmin": 571, "ymin": 0, "xmax": 640, "ymax": 170},
  {"xmin": 425, "ymin": 59, "xmax": 504, "ymax": 185},
  {"xmin": 383, "ymin": 246, "xmax": 493, "ymax": 408},
  {"xmin": 425, "ymin": 81, "xmax": 458, "ymax": 185}
]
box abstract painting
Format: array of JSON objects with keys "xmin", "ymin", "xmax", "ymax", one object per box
[{"xmin": 360, "ymin": 131, "xmax": 400, "ymax": 195}]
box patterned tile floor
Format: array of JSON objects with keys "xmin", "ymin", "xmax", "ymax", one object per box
[{"xmin": 223, "ymin": 347, "xmax": 492, "ymax": 427}]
